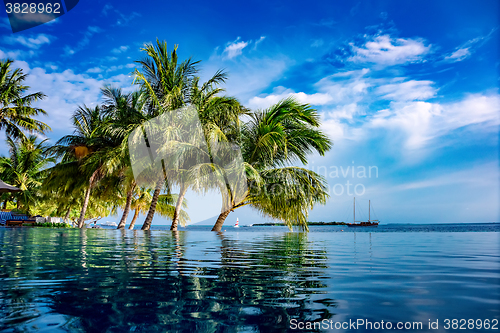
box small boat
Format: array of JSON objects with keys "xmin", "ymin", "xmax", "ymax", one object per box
[
  {"xmin": 347, "ymin": 197, "xmax": 379, "ymax": 227},
  {"xmin": 234, "ymin": 218, "xmax": 240, "ymax": 228},
  {"xmin": 101, "ymin": 221, "xmax": 118, "ymax": 227}
]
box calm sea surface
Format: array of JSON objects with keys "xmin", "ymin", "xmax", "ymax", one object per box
[{"xmin": 0, "ymin": 224, "xmax": 499, "ymax": 332}]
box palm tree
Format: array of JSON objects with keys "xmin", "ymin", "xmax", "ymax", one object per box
[
  {"xmin": 0, "ymin": 135, "xmax": 54, "ymax": 214},
  {"xmin": 51, "ymin": 105, "xmax": 113, "ymax": 228},
  {"xmin": 0, "ymin": 59, "xmax": 50, "ymax": 140},
  {"xmin": 128, "ymin": 188, "xmax": 189, "ymax": 229},
  {"xmin": 211, "ymin": 97, "xmax": 332, "ymax": 231},
  {"xmin": 98, "ymin": 86, "xmax": 147, "ymax": 229},
  {"xmin": 133, "ymin": 40, "xmax": 200, "ymax": 230},
  {"xmin": 166, "ymin": 75, "xmax": 248, "ymax": 231}
]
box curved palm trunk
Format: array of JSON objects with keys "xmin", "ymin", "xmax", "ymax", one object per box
[
  {"xmin": 141, "ymin": 176, "xmax": 164, "ymax": 230},
  {"xmin": 129, "ymin": 208, "xmax": 139, "ymax": 230},
  {"xmin": 77, "ymin": 186, "xmax": 92, "ymax": 228},
  {"xmin": 211, "ymin": 209, "xmax": 231, "ymax": 232},
  {"xmin": 77, "ymin": 170, "xmax": 98, "ymax": 228},
  {"xmin": 170, "ymin": 183, "xmax": 187, "ymax": 231},
  {"xmin": 64, "ymin": 207, "xmax": 71, "ymax": 223},
  {"xmin": 117, "ymin": 185, "xmax": 135, "ymax": 229}
]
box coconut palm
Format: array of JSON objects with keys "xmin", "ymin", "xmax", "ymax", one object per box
[
  {"xmin": 0, "ymin": 135, "xmax": 54, "ymax": 214},
  {"xmin": 0, "ymin": 59, "xmax": 50, "ymax": 140},
  {"xmin": 166, "ymin": 75, "xmax": 248, "ymax": 231},
  {"xmin": 51, "ymin": 105, "xmax": 114, "ymax": 228},
  {"xmin": 132, "ymin": 40, "xmax": 204, "ymax": 230},
  {"xmin": 211, "ymin": 97, "xmax": 332, "ymax": 231},
  {"xmin": 128, "ymin": 188, "xmax": 189, "ymax": 230},
  {"xmin": 98, "ymin": 86, "xmax": 148, "ymax": 229}
]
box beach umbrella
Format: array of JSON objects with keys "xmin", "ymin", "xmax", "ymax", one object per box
[{"xmin": 0, "ymin": 180, "xmax": 21, "ymax": 193}]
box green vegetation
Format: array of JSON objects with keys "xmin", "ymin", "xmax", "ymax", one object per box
[
  {"xmin": 33, "ymin": 222, "xmax": 72, "ymax": 228},
  {"xmin": 0, "ymin": 41, "xmax": 332, "ymax": 231},
  {"xmin": 0, "ymin": 59, "xmax": 50, "ymax": 141}
]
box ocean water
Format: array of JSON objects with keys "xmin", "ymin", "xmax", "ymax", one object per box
[{"xmin": 0, "ymin": 224, "xmax": 498, "ymax": 332}]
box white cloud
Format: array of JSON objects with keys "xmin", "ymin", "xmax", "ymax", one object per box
[
  {"xmin": 314, "ymin": 68, "xmax": 371, "ymax": 104},
  {"xmin": 371, "ymin": 94, "xmax": 500, "ymax": 150},
  {"xmin": 443, "ymin": 30, "xmax": 496, "ymax": 63},
  {"xmin": 0, "ymin": 48, "xmax": 22, "ymax": 59},
  {"xmin": 248, "ymin": 86, "xmax": 333, "ymax": 109},
  {"xmin": 249, "ymin": 65, "xmax": 496, "ymax": 159},
  {"xmin": 111, "ymin": 45, "xmax": 129, "ymax": 54},
  {"xmin": 444, "ymin": 48, "xmax": 470, "ymax": 62},
  {"xmin": 254, "ymin": 36, "xmax": 266, "ymax": 49},
  {"xmin": 101, "ymin": 3, "xmax": 113, "ymax": 16},
  {"xmin": 86, "ymin": 67, "xmax": 102, "ymax": 73},
  {"xmin": 376, "ymin": 79, "xmax": 437, "ymax": 101},
  {"xmin": 204, "ymin": 52, "xmax": 290, "ymax": 103},
  {"xmin": 10, "ymin": 61, "xmax": 134, "ymax": 138},
  {"xmin": 4, "ymin": 34, "xmax": 52, "ymax": 49},
  {"xmin": 311, "ymin": 39, "xmax": 324, "ymax": 48},
  {"xmin": 64, "ymin": 26, "xmax": 103, "ymax": 56},
  {"xmin": 223, "ymin": 38, "xmax": 248, "ymax": 59},
  {"xmin": 349, "ymin": 34, "xmax": 430, "ymax": 66}
]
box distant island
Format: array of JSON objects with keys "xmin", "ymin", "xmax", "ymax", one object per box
[{"xmin": 253, "ymin": 221, "xmax": 347, "ymax": 226}]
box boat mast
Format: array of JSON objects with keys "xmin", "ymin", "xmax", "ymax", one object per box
[
  {"xmin": 369, "ymin": 200, "xmax": 371, "ymax": 222},
  {"xmin": 353, "ymin": 197, "xmax": 355, "ymax": 223}
]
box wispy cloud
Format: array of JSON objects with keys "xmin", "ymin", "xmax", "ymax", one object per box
[
  {"xmin": 254, "ymin": 36, "xmax": 266, "ymax": 49},
  {"xmin": 249, "ymin": 86, "xmax": 333, "ymax": 109},
  {"xmin": 311, "ymin": 39, "xmax": 324, "ymax": 48},
  {"xmin": 348, "ymin": 34, "xmax": 431, "ymax": 66},
  {"xmin": 12, "ymin": 61, "xmax": 134, "ymax": 136},
  {"xmin": 444, "ymin": 48, "xmax": 470, "ymax": 62},
  {"xmin": 101, "ymin": 3, "xmax": 113, "ymax": 16},
  {"xmin": 443, "ymin": 30, "xmax": 497, "ymax": 63},
  {"xmin": 0, "ymin": 49, "xmax": 22, "ymax": 59},
  {"xmin": 64, "ymin": 26, "xmax": 103, "ymax": 56},
  {"xmin": 111, "ymin": 45, "xmax": 129, "ymax": 54},
  {"xmin": 86, "ymin": 67, "xmax": 102, "ymax": 73},
  {"xmin": 375, "ymin": 79, "xmax": 437, "ymax": 101},
  {"xmin": 4, "ymin": 34, "xmax": 52, "ymax": 49},
  {"xmin": 370, "ymin": 94, "xmax": 500, "ymax": 151},
  {"xmin": 223, "ymin": 38, "xmax": 249, "ymax": 59}
]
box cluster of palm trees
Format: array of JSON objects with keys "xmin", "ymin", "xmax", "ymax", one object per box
[{"xmin": 0, "ymin": 40, "xmax": 332, "ymax": 231}]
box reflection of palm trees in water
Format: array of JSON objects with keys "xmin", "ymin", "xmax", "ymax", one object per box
[
  {"xmin": 0, "ymin": 229, "xmax": 337, "ymax": 332},
  {"xmin": 201, "ymin": 232, "xmax": 336, "ymax": 332}
]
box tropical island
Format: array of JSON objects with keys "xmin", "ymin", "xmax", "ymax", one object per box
[
  {"xmin": 0, "ymin": 40, "xmax": 332, "ymax": 232},
  {"xmin": 253, "ymin": 221, "xmax": 347, "ymax": 226}
]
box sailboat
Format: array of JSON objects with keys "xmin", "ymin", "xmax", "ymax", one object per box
[
  {"xmin": 234, "ymin": 218, "xmax": 240, "ymax": 228},
  {"xmin": 347, "ymin": 197, "xmax": 379, "ymax": 227}
]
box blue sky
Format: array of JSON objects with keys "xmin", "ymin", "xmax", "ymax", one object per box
[{"xmin": 0, "ymin": 0, "xmax": 499, "ymax": 224}]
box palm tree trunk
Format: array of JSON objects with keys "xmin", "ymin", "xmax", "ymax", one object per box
[
  {"xmin": 77, "ymin": 170, "xmax": 98, "ymax": 228},
  {"xmin": 64, "ymin": 207, "xmax": 71, "ymax": 222},
  {"xmin": 211, "ymin": 209, "xmax": 231, "ymax": 232},
  {"xmin": 170, "ymin": 183, "xmax": 187, "ymax": 231},
  {"xmin": 117, "ymin": 184, "xmax": 135, "ymax": 229},
  {"xmin": 141, "ymin": 176, "xmax": 164, "ymax": 230},
  {"xmin": 129, "ymin": 209, "xmax": 139, "ymax": 230},
  {"xmin": 77, "ymin": 186, "xmax": 92, "ymax": 228}
]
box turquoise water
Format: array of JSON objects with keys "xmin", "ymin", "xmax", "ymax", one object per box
[{"xmin": 0, "ymin": 225, "xmax": 499, "ymax": 332}]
